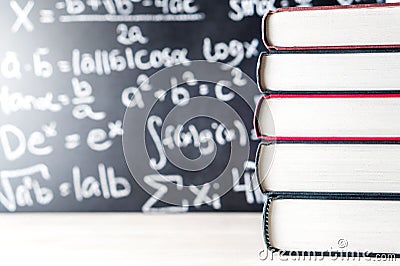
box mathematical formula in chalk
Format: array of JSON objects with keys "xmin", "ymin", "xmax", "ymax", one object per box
[{"xmin": 0, "ymin": 0, "xmax": 366, "ymax": 211}]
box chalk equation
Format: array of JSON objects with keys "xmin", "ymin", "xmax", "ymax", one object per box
[{"xmin": 0, "ymin": 0, "xmax": 379, "ymax": 212}]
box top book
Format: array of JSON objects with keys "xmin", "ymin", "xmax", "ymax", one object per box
[{"xmin": 262, "ymin": 3, "xmax": 400, "ymax": 50}]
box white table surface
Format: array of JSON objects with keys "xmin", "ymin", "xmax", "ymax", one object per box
[{"xmin": 0, "ymin": 213, "xmax": 395, "ymax": 266}]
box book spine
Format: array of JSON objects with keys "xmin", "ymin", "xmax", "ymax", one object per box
[
  {"xmin": 256, "ymin": 52, "xmax": 267, "ymax": 93},
  {"xmin": 254, "ymin": 94, "xmax": 400, "ymax": 142},
  {"xmin": 263, "ymin": 192, "xmax": 400, "ymax": 257},
  {"xmin": 258, "ymin": 49, "xmax": 400, "ymax": 93},
  {"xmin": 270, "ymin": 2, "xmax": 400, "ymax": 13},
  {"xmin": 256, "ymin": 143, "xmax": 268, "ymax": 193},
  {"xmin": 261, "ymin": 3, "xmax": 400, "ymax": 51},
  {"xmin": 261, "ymin": 9, "xmax": 278, "ymax": 51},
  {"xmin": 262, "ymin": 194, "xmax": 276, "ymax": 253},
  {"xmin": 267, "ymin": 44, "xmax": 400, "ymax": 52},
  {"xmin": 253, "ymin": 96, "xmax": 266, "ymax": 139},
  {"xmin": 269, "ymin": 136, "xmax": 400, "ymax": 142}
]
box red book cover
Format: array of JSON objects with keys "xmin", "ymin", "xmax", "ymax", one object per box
[{"xmin": 262, "ymin": 3, "xmax": 400, "ymax": 51}]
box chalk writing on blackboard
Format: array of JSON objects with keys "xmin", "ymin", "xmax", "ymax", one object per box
[{"xmin": 0, "ymin": 0, "xmax": 379, "ymax": 212}]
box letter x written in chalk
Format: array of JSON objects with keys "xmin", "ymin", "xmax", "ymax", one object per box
[{"xmin": 10, "ymin": 1, "xmax": 34, "ymax": 33}]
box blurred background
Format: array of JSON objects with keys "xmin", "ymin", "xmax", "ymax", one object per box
[{"xmin": 0, "ymin": 0, "xmax": 381, "ymax": 213}]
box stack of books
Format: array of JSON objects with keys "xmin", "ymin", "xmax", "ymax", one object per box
[{"xmin": 254, "ymin": 3, "xmax": 400, "ymax": 257}]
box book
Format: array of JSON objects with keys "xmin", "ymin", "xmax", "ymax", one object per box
[
  {"xmin": 256, "ymin": 1, "xmax": 400, "ymax": 258},
  {"xmin": 254, "ymin": 94, "xmax": 400, "ymax": 141},
  {"xmin": 265, "ymin": 194, "xmax": 400, "ymax": 256},
  {"xmin": 262, "ymin": 3, "xmax": 400, "ymax": 50},
  {"xmin": 257, "ymin": 50, "xmax": 400, "ymax": 93},
  {"xmin": 256, "ymin": 142, "xmax": 400, "ymax": 193}
]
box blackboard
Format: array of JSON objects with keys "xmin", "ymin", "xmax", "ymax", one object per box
[{"xmin": 0, "ymin": 0, "xmax": 381, "ymax": 212}]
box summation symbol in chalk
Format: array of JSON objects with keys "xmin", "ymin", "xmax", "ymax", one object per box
[
  {"xmin": 57, "ymin": 60, "xmax": 72, "ymax": 73},
  {"xmin": 40, "ymin": 10, "xmax": 55, "ymax": 24}
]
